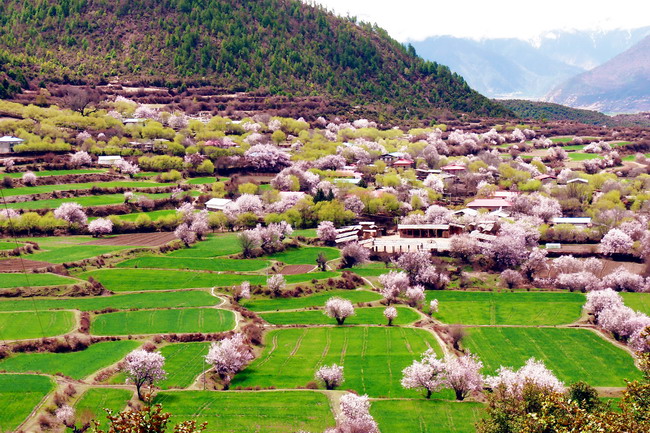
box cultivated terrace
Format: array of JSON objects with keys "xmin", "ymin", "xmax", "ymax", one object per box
[{"xmin": 0, "ymin": 97, "xmax": 650, "ymax": 432}]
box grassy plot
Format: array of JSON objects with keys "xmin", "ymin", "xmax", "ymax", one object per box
[
  {"xmin": 4, "ymin": 169, "xmax": 106, "ymax": 178},
  {"xmin": 351, "ymin": 262, "xmax": 395, "ymax": 277},
  {"xmin": 0, "ymin": 374, "xmax": 55, "ymax": 432},
  {"xmin": 426, "ymin": 291, "xmax": 585, "ymax": 325},
  {"xmin": 260, "ymin": 306, "xmax": 421, "ymax": 326},
  {"xmin": 0, "ymin": 310, "xmax": 75, "ymax": 339},
  {"xmin": 0, "ymin": 290, "xmax": 218, "ymax": 312},
  {"xmin": 463, "ymin": 327, "xmax": 641, "ymax": 387},
  {"xmin": 185, "ymin": 176, "xmax": 228, "ymax": 185},
  {"xmin": 116, "ymin": 256, "xmax": 270, "ymax": 272},
  {"xmin": 167, "ymin": 233, "xmax": 242, "ymax": 258},
  {"xmin": 28, "ymin": 245, "xmax": 132, "ymax": 263},
  {"xmin": 371, "ymin": 399, "xmax": 484, "ymax": 433},
  {"xmin": 79, "ymin": 269, "xmax": 339, "ymax": 291},
  {"xmin": 291, "ymin": 229, "xmax": 318, "ymax": 238},
  {"xmin": 94, "ymin": 209, "xmax": 179, "ymax": 222},
  {"xmin": 568, "ymin": 153, "xmax": 602, "ymax": 161},
  {"xmin": 0, "ymin": 340, "xmax": 141, "ymax": 379},
  {"xmin": 91, "ymin": 308, "xmax": 235, "ymax": 336},
  {"xmin": 5, "ymin": 192, "xmax": 172, "ymax": 210},
  {"xmin": 155, "ymin": 391, "xmax": 334, "ymax": 433},
  {"xmin": 75, "ymin": 388, "xmax": 132, "ymax": 430},
  {"xmin": 263, "ymin": 247, "xmax": 340, "ymax": 264},
  {"xmin": 241, "ymin": 289, "xmax": 382, "ymax": 312},
  {"xmin": 2, "ymin": 181, "xmax": 169, "ymax": 197},
  {"xmin": 231, "ymin": 327, "xmax": 447, "ymax": 398},
  {"xmin": 622, "ymin": 292, "xmax": 650, "ymax": 315},
  {"xmin": 0, "ymin": 241, "xmax": 20, "ymax": 250},
  {"xmin": 159, "ymin": 342, "xmax": 210, "ymax": 389},
  {"xmin": 0, "ymin": 272, "xmax": 79, "ymax": 288}
]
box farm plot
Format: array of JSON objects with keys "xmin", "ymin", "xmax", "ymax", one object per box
[
  {"xmin": 462, "ymin": 327, "xmax": 641, "ymax": 387},
  {"xmin": 371, "ymin": 399, "xmax": 484, "ymax": 433},
  {"xmin": 82, "ymin": 232, "xmax": 177, "ymax": 246},
  {"xmin": 11, "ymin": 235, "xmax": 135, "ymax": 263},
  {"xmin": 0, "ymin": 271, "xmax": 79, "ymax": 288},
  {"xmin": 4, "ymin": 169, "xmax": 107, "ymax": 178},
  {"xmin": 1, "ymin": 180, "xmax": 169, "ymax": 197},
  {"xmin": 75, "ymin": 388, "xmax": 132, "ymax": 430},
  {"xmin": 4, "ymin": 192, "xmax": 172, "ymax": 210},
  {"xmin": 263, "ymin": 247, "xmax": 340, "ymax": 264},
  {"xmin": 241, "ymin": 289, "xmax": 382, "ymax": 312},
  {"xmin": 0, "ymin": 241, "xmax": 19, "ymax": 250},
  {"xmin": 167, "ymin": 233, "xmax": 242, "ymax": 258},
  {"xmin": 90, "ymin": 308, "xmax": 235, "ymax": 336},
  {"xmin": 0, "ymin": 310, "xmax": 75, "ymax": 339},
  {"xmin": 621, "ymin": 293, "xmax": 650, "ymax": 315},
  {"xmin": 0, "ymin": 374, "xmax": 55, "ymax": 432},
  {"xmin": 155, "ymin": 391, "xmax": 334, "ymax": 433},
  {"xmin": 260, "ymin": 306, "xmax": 421, "ymax": 326},
  {"xmin": 0, "ymin": 340, "xmax": 141, "ymax": 379},
  {"xmin": 426, "ymin": 291, "xmax": 585, "ymax": 325},
  {"xmin": 116, "ymin": 256, "xmax": 270, "ymax": 272},
  {"xmin": 0, "ymin": 290, "xmax": 218, "ymax": 312},
  {"xmin": 102, "ymin": 209, "xmax": 179, "ymax": 222},
  {"xmin": 79, "ymin": 269, "xmax": 339, "ymax": 291},
  {"xmin": 279, "ymin": 264, "xmax": 316, "ymax": 275},
  {"xmin": 231, "ymin": 327, "xmax": 447, "ymax": 398}
]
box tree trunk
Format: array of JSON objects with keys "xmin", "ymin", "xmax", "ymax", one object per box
[
  {"xmin": 388, "ymin": 319, "xmax": 393, "ymax": 326},
  {"xmin": 426, "ymin": 389, "xmax": 432, "ymax": 399},
  {"xmin": 455, "ymin": 389, "xmax": 465, "ymax": 400},
  {"xmin": 136, "ymin": 384, "xmax": 143, "ymax": 401},
  {"xmin": 336, "ymin": 318, "xmax": 344, "ymax": 325}
]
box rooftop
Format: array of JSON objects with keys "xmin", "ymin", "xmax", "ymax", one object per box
[{"xmin": 466, "ymin": 198, "xmax": 512, "ymax": 208}]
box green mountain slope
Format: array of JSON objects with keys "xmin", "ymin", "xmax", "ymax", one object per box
[
  {"xmin": 0, "ymin": 0, "xmax": 510, "ymax": 118},
  {"xmin": 498, "ymin": 99, "xmax": 614, "ymax": 125}
]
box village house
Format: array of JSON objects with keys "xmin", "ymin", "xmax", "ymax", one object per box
[
  {"xmin": 551, "ymin": 217, "xmax": 592, "ymax": 227},
  {"xmin": 397, "ymin": 223, "xmax": 464, "ymax": 239},
  {"xmin": 97, "ymin": 155, "xmax": 124, "ymax": 166},
  {"xmin": 205, "ymin": 198, "xmax": 233, "ymax": 212},
  {"xmin": 0, "ymin": 136, "xmax": 23, "ymax": 154},
  {"xmin": 466, "ymin": 198, "xmax": 512, "ymax": 211}
]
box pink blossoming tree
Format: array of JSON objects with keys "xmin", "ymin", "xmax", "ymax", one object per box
[
  {"xmin": 204, "ymin": 333, "xmax": 254, "ymax": 389},
  {"xmin": 315, "ymin": 363, "xmax": 345, "ymax": 390},
  {"xmin": 324, "ymin": 297, "xmax": 355, "ymax": 325},
  {"xmin": 123, "ymin": 349, "xmax": 167, "ymax": 400}
]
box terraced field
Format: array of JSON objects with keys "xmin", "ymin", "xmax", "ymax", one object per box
[
  {"xmin": 0, "ymin": 374, "xmax": 55, "ymax": 431},
  {"xmin": 260, "ymin": 306, "xmax": 422, "ymax": 325},
  {"xmin": 231, "ymin": 327, "xmax": 449, "ymax": 398},
  {"xmin": 241, "ymin": 289, "xmax": 382, "ymax": 311},
  {"xmin": 0, "ymin": 310, "xmax": 76, "ymax": 339}
]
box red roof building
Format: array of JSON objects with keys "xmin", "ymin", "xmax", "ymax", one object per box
[
  {"xmin": 441, "ymin": 164, "xmax": 466, "ymax": 172},
  {"xmin": 392, "ymin": 158, "xmax": 415, "ymax": 167}
]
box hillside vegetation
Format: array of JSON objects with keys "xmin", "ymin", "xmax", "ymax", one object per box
[
  {"xmin": 0, "ymin": 0, "xmax": 510, "ymax": 119},
  {"xmin": 499, "ymin": 99, "xmax": 614, "ymax": 125}
]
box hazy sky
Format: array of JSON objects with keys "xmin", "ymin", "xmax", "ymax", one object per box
[{"xmin": 312, "ymin": 0, "xmax": 650, "ymax": 41}]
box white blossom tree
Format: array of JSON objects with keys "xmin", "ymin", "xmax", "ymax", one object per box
[
  {"xmin": 123, "ymin": 349, "xmax": 167, "ymax": 400},
  {"xmin": 486, "ymin": 358, "xmax": 564, "ymax": 397},
  {"xmin": 267, "ymin": 274, "xmax": 286, "ymax": 296},
  {"xmin": 324, "ymin": 297, "xmax": 355, "ymax": 325},
  {"xmin": 333, "ymin": 393, "xmax": 378, "ymax": 433},
  {"xmin": 88, "ymin": 217, "xmax": 113, "ymax": 237},
  {"xmin": 315, "ymin": 363, "xmax": 344, "ymax": 390},
  {"xmin": 54, "ymin": 202, "xmax": 87, "ymax": 226},
  {"xmin": 205, "ymin": 333, "xmax": 254, "ymax": 389},
  {"xmin": 601, "ymin": 229, "xmax": 634, "ymax": 256},
  {"xmin": 317, "ymin": 220, "xmax": 338, "ymax": 245},
  {"xmin": 384, "ymin": 306, "xmax": 398, "ymax": 326},
  {"xmin": 401, "ymin": 348, "xmax": 447, "ymax": 398}
]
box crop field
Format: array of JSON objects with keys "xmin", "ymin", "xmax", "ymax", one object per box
[
  {"xmin": 2, "ymin": 180, "xmax": 169, "ymax": 197},
  {"xmin": 231, "ymin": 327, "xmax": 447, "ymax": 398},
  {"xmin": 0, "ymin": 290, "xmax": 217, "ymax": 312},
  {"xmin": 0, "ymin": 340, "xmax": 141, "ymax": 379},
  {"xmin": 462, "ymin": 327, "xmax": 641, "ymax": 386},
  {"xmin": 98, "ymin": 209, "xmax": 179, "ymax": 222},
  {"xmin": 371, "ymin": 400, "xmax": 484, "ymax": 433},
  {"xmin": 260, "ymin": 306, "xmax": 422, "ymax": 325},
  {"xmin": 90, "ymin": 308, "xmax": 235, "ymax": 336},
  {"xmin": 0, "ymin": 241, "xmax": 18, "ymax": 250},
  {"xmin": 426, "ymin": 291, "xmax": 585, "ymax": 325},
  {"xmin": 0, "ymin": 272, "xmax": 79, "ymax": 288},
  {"xmin": 241, "ymin": 289, "xmax": 382, "ymax": 311},
  {"xmin": 116, "ymin": 256, "xmax": 270, "ymax": 272},
  {"xmin": 263, "ymin": 246, "xmax": 340, "ymax": 264},
  {"xmin": 4, "ymin": 169, "xmax": 107, "ymax": 178},
  {"xmin": 158, "ymin": 342, "xmax": 211, "ymax": 389},
  {"xmin": 0, "ymin": 374, "xmax": 54, "ymax": 431},
  {"xmin": 4, "ymin": 192, "xmax": 172, "ymax": 210},
  {"xmin": 0, "ymin": 310, "xmax": 75, "ymax": 339},
  {"xmin": 167, "ymin": 233, "xmax": 242, "ymax": 258},
  {"xmin": 75, "ymin": 388, "xmax": 132, "ymax": 430},
  {"xmin": 79, "ymin": 269, "xmax": 339, "ymax": 291},
  {"xmin": 291, "ymin": 228, "xmax": 318, "ymax": 238},
  {"xmin": 155, "ymin": 391, "xmax": 335, "ymax": 433},
  {"xmin": 568, "ymin": 152, "xmax": 602, "ymax": 161},
  {"xmin": 621, "ymin": 292, "xmax": 650, "ymax": 315}
]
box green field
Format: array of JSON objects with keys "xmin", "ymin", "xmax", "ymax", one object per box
[
  {"xmin": 260, "ymin": 306, "xmax": 421, "ymax": 326},
  {"xmin": 14, "ymin": 235, "xmax": 138, "ymax": 263},
  {"xmin": 167, "ymin": 233, "xmax": 242, "ymax": 258},
  {"xmin": 0, "ymin": 310, "xmax": 75, "ymax": 339},
  {"xmin": 116, "ymin": 256, "xmax": 270, "ymax": 272},
  {"xmin": 568, "ymin": 153, "xmax": 602, "ymax": 161},
  {"xmin": 159, "ymin": 342, "xmax": 210, "ymax": 389},
  {"xmin": 263, "ymin": 247, "xmax": 340, "ymax": 264},
  {"xmin": 231, "ymin": 327, "xmax": 447, "ymax": 398},
  {"xmin": 90, "ymin": 308, "xmax": 235, "ymax": 336},
  {"xmin": 75, "ymin": 388, "xmax": 132, "ymax": 430},
  {"xmin": 155, "ymin": 391, "xmax": 334, "ymax": 433},
  {"xmin": 291, "ymin": 229, "xmax": 318, "ymax": 238},
  {"xmin": 462, "ymin": 327, "xmax": 641, "ymax": 387},
  {"xmin": 0, "ymin": 241, "xmax": 19, "ymax": 250},
  {"xmin": 241, "ymin": 289, "xmax": 382, "ymax": 312},
  {"xmin": 5, "ymin": 192, "xmax": 172, "ymax": 210},
  {"xmin": 4, "ymin": 169, "xmax": 106, "ymax": 178},
  {"xmin": 99, "ymin": 209, "xmax": 179, "ymax": 222},
  {"xmin": 0, "ymin": 272, "xmax": 79, "ymax": 288},
  {"xmin": 2, "ymin": 180, "xmax": 169, "ymax": 197},
  {"xmin": 426, "ymin": 291, "xmax": 585, "ymax": 325},
  {"xmin": 351, "ymin": 262, "xmax": 395, "ymax": 277},
  {"xmin": 79, "ymin": 269, "xmax": 339, "ymax": 291},
  {"xmin": 186, "ymin": 176, "xmax": 228, "ymax": 185},
  {"xmin": 0, "ymin": 340, "xmax": 141, "ymax": 379},
  {"xmin": 0, "ymin": 374, "xmax": 54, "ymax": 431},
  {"xmin": 371, "ymin": 400, "xmax": 484, "ymax": 433},
  {"xmin": 0, "ymin": 290, "xmax": 218, "ymax": 312},
  {"xmin": 622, "ymin": 292, "xmax": 650, "ymax": 315}
]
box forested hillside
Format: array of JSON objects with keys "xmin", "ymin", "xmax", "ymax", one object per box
[
  {"xmin": 0, "ymin": 0, "xmax": 510, "ymax": 119},
  {"xmin": 499, "ymin": 99, "xmax": 614, "ymax": 125}
]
